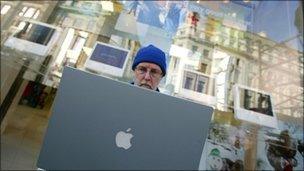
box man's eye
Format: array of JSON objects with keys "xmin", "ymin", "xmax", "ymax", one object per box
[
  {"xmin": 150, "ymin": 70, "xmax": 157, "ymax": 74},
  {"xmin": 152, "ymin": 70, "xmax": 161, "ymax": 75},
  {"xmin": 139, "ymin": 68, "xmax": 146, "ymax": 72}
]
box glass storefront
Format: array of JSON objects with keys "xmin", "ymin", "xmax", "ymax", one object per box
[{"xmin": 1, "ymin": 1, "xmax": 303, "ymax": 170}]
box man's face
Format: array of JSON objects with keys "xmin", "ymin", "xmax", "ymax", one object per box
[{"xmin": 133, "ymin": 62, "xmax": 163, "ymax": 90}]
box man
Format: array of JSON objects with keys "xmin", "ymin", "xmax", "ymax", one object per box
[{"xmin": 131, "ymin": 44, "xmax": 166, "ymax": 92}]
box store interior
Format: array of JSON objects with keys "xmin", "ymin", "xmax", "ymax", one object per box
[{"xmin": 1, "ymin": 1, "xmax": 303, "ymax": 170}]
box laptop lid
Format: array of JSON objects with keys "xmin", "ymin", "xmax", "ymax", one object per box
[{"xmin": 37, "ymin": 67, "xmax": 213, "ymax": 170}]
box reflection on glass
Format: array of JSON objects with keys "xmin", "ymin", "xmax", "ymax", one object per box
[
  {"xmin": 0, "ymin": 0, "xmax": 300, "ymax": 119},
  {"xmin": 90, "ymin": 43, "xmax": 128, "ymax": 69},
  {"xmin": 183, "ymin": 71, "xmax": 209, "ymax": 94},
  {"xmin": 123, "ymin": 1, "xmax": 188, "ymax": 35},
  {"xmin": 196, "ymin": 80, "xmax": 205, "ymax": 93},
  {"xmin": 239, "ymin": 88, "xmax": 273, "ymax": 116},
  {"xmin": 184, "ymin": 76, "xmax": 194, "ymax": 90},
  {"xmin": 14, "ymin": 22, "xmax": 55, "ymax": 45}
]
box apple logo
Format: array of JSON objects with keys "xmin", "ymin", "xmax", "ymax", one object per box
[{"xmin": 115, "ymin": 128, "xmax": 133, "ymax": 150}]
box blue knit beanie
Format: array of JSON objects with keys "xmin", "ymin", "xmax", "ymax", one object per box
[{"xmin": 132, "ymin": 45, "xmax": 167, "ymax": 76}]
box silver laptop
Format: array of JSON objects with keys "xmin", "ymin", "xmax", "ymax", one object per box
[{"xmin": 37, "ymin": 67, "xmax": 213, "ymax": 170}]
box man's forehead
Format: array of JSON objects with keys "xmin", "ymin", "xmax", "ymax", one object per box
[{"xmin": 137, "ymin": 62, "xmax": 161, "ymax": 70}]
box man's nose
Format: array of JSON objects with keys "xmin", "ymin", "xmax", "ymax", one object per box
[{"xmin": 143, "ymin": 71, "xmax": 152, "ymax": 80}]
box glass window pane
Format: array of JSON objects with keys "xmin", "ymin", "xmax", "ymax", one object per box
[
  {"xmin": 2, "ymin": 2, "xmax": 303, "ymax": 170},
  {"xmin": 196, "ymin": 80, "xmax": 205, "ymax": 93},
  {"xmin": 184, "ymin": 77, "xmax": 194, "ymax": 90}
]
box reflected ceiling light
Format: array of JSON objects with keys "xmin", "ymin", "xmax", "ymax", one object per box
[
  {"xmin": 243, "ymin": 0, "xmax": 250, "ymax": 3},
  {"xmin": 223, "ymin": 0, "xmax": 229, "ymax": 3},
  {"xmin": 1, "ymin": 5, "xmax": 11, "ymax": 15},
  {"xmin": 196, "ymin": 0, "xmax": 200, "ymax": 3},
  {"xmin": 101, "ymin": 1, "xmax": 114, "ymax": 12}
]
